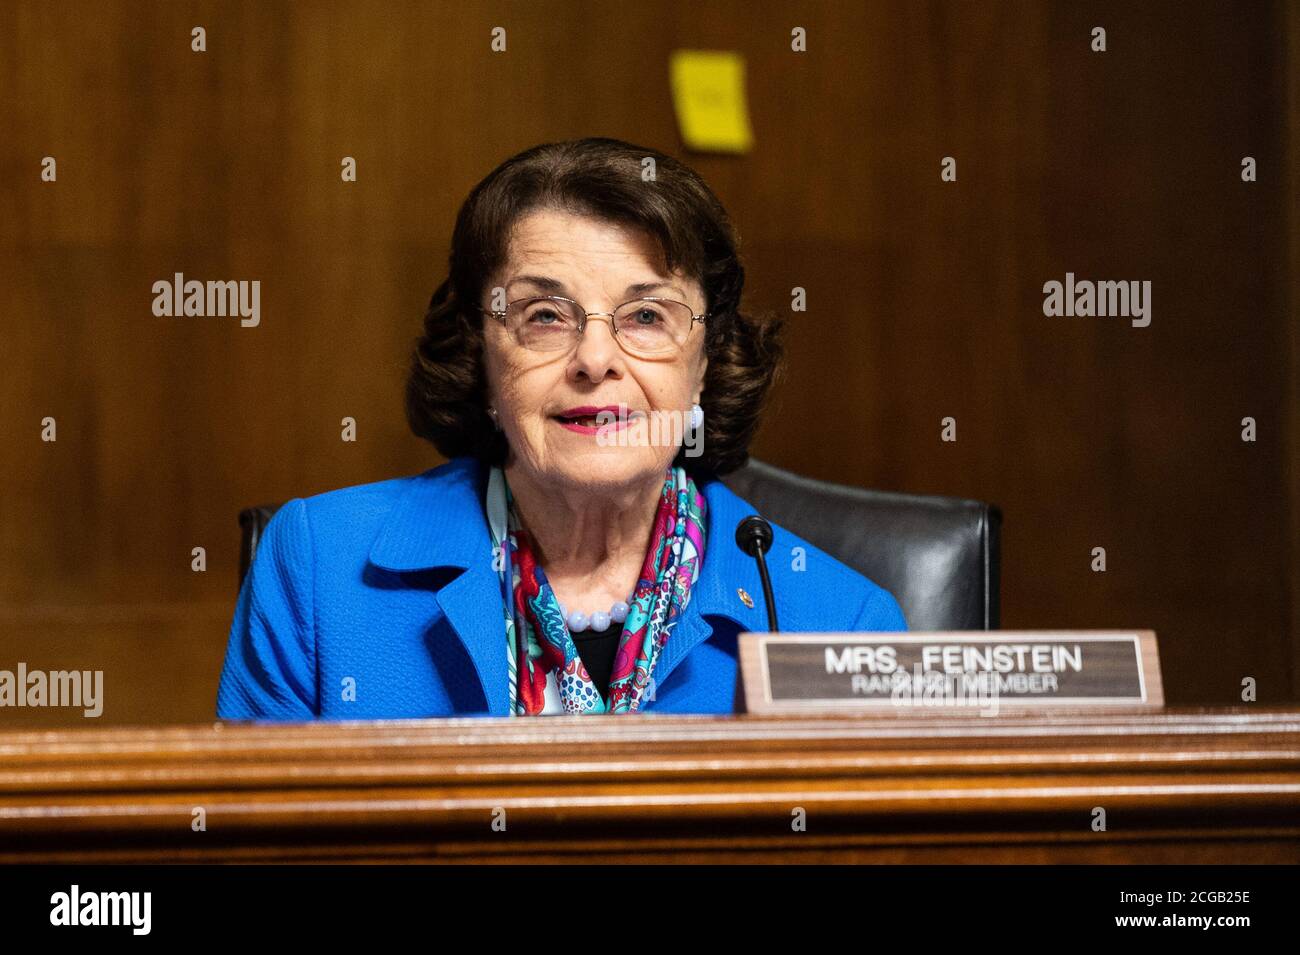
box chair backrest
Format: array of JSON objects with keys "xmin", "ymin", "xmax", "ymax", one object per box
[
  {"xmin": 720, "ymin": 458, "xmax": 1000, "ymax": 631},
  {"xmin": 238, "ymin": 458, "xmax": 1001, "ymax": 631}
]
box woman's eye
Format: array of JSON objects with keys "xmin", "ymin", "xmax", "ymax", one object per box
[
  {"xmin": 632, "ymin": 307, "xmax": 663, "ymax": 324},
  {"xmin": 528, "ymin": 308, "xmax": 562, "ymax": 324}
]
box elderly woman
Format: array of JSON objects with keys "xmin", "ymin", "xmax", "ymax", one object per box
[{"xmin": 216, "ymin": 137, "xmax": 906, "ymax": 720}]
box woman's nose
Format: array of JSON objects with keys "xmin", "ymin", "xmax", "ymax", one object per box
[{"xmin": 569, "ymin": 315, "xmax": 623, "ymax": 379}]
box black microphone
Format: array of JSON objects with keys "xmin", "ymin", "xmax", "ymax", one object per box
[{"xmin": 734, "ymin": 515, "xmax": 779, "ymax": 632}]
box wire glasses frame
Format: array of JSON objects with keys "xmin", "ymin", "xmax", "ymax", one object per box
[{"xmin": 481, "ymin": 295, "xmax": 707, "ymax": 358}]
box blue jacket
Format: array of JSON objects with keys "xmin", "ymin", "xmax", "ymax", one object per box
[{"xmin": 215, "ymin": 456, "xmax": 908, "ymax": 720}]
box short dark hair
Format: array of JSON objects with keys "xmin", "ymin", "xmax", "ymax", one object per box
[{"xmin": 404, "ymin": 137, "xmax": 784, "ymax": 476}]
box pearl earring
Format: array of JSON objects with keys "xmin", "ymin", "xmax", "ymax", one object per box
[
  {"xmin": 688, "ymin": 403, "xmax": 704, "ymax": 431},
  {"xmin": 487, "ymin": 406, "xmax": 502, "ymax": 431}
]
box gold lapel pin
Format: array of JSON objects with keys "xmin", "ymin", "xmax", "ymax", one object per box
[{"xmin": 737, "ymin": 587, "xmax": 754, "ymax": 608}]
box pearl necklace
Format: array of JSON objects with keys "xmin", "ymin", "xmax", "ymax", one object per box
[{"xmin": 558, "ymin": 600, "xmax": 630, "ymax": 633}]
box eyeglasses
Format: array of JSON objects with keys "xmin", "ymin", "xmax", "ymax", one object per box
[{"xmin": 481, "ymin": 295, "xmax": 706, "ymax": 359}]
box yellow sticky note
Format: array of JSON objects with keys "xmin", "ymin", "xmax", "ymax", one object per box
[{"xmin": 669, "ymin": 50, "xmax": 754, "ymax": 154}]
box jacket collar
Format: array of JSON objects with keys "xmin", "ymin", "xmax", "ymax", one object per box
[{"xmin": 368, "ymin": 456, "xmax": 770, "ymax": 714}]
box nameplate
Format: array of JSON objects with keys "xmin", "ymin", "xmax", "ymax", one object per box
[{"xmin": 737, "ymin": 630, "xmax": 1163, "ymax": 714}]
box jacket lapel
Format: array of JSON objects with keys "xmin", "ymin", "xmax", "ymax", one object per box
[
  {"xmin": 367, "ymin": 457, "xmax": 511, "ymax": 716},
  {"xmin": 432, "ymin": 561, "xmax": 511, "ymax": 715}
]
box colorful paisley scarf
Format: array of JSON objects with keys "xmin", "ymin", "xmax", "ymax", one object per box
[{"xmin": 486, "ymin": 464, "xmax": 707, "ymax": 716}]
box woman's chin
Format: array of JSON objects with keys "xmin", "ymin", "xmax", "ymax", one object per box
[{"xmin": 543, "ymin": 441, "xmax": 674, "ymax": 486}]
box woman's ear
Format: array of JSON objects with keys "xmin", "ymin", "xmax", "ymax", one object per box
[{"xmin": 694, "ymin": 353, "xmax": 708, "ymax": 401}]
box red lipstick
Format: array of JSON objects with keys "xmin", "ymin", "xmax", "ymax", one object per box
[{"xmin": 552, "ymin": 404, "xmax": 642, "ymax": 435}]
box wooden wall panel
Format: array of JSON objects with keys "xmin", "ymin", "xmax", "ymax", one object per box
[{"xmin": 0, "ymin": 0, "xmax": 1294, "ymax": 726}]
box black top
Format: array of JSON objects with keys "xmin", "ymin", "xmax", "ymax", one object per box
[{"xmin": 571, "ymin": 623, "xmax": 623, "ymax": 703}]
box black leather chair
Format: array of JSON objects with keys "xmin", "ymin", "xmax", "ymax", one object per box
[
  {"xmin": 238, "ymin": 458, "xmax": 1001, "ymax": 631},
  {"xmin": 721, "ymin": 459, "xmax": 1000, "ymax": 630}
]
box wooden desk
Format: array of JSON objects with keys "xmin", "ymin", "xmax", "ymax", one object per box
[{"xmin": 2, "ymin": 707, "xmax": 1298, "ymax": 863}]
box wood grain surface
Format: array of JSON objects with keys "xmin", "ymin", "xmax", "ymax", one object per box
[{"xmin": 2, "ymin": 707, "xmax": 1297, "ymax": 862}]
